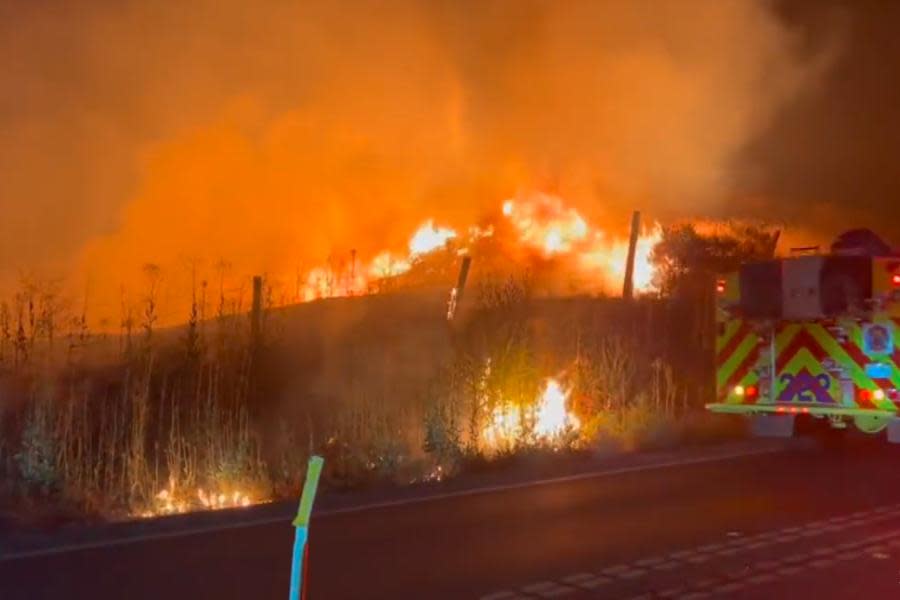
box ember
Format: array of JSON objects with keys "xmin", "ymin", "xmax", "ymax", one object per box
[{"xmin": 145, "ymin": 479, "xmax": 256, "ymax": 517}]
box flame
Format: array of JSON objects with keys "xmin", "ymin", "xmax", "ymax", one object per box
[
  {"xmin": 534, "ymin": 379, "xmax": 580, "ymax": 437},
  {"xmin": 144, "ymin": 481, "xmax": 255, "ymax": 517},
  {"xmin": 301, "ymin": 218, "xmax": 455, "ymax": 301},
  {"xmin": 482, "ymin": 404, "xmax": 523, "ymax": 448},
  {"xmin": 579, "ymin": 224, "xmax": 663, "ymax": 293},
  {"xmin": 299, "ymin": 194, "xmax": 661, "ymax": 302},
  {"xmin": 481, "ymin": 377, "xmax": 580, "ymax": 449},
  {"xmin": 409, "ymin": 219, "xmax": 457, "ymax": 256},
  {"xmin": 502, "ymin": 195, "xmax": 589, "ymax": 255},
  {"xmin": 368, "ymin": 251, "xmax": 411, "ymax": 279}
]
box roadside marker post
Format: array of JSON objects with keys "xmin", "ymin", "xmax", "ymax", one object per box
[{"xmin": 289, "ymin": 455, "xmax": 324, "ymax": 600}]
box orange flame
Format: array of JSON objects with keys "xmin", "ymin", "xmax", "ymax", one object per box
[
  {"xmin": 481, "ymin": 378, "xmax": 580, "ymax": 449},
  {"xmin": 408, "ymin": 219, "xmax": 457, "ymax": 256},
  {"xmin": 300, "ymin": 194, "xmax": 660, "ymax": 301}
]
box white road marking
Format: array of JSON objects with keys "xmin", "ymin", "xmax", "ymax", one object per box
[
  {"xmin": 712, "ymin": 581, "xmax": 745, "ymax": 593},
  {"xmin": 836, "ymin": 541, "xmax": 861, "ymax": 551},
  {"xmin": 746, "ymin": 573, "xmax": 777, "ymax": 584},
  {"xmin": 0, "ymin": 444, "xmax": 782, "ymax": 561},
  {"xmin": 483, "ymin": 519, "xmax": 900, "ymax": 599},
  {"xmin": 697, "ymin": 543, "xmax": 723, "ymax": 552},
  {"xmin": 618, "ymin": 567, "xmax": 648, "ymax": 579},
  {"xmin": 742, "ymin": 542, "xmax": 767, "ymax": 550},
  {"xmin": 480, "ymin": 592, "xmax": 523, "ymax": 600},
  {"xmin": 560, "ymin": 573, "xmax": 608, "ymax": 590},
  {"xmin": 811, "ymin": 558, "xmax": 836, "ymax": 568},
  {"xmin": 686, "ymin": 555, "xmax": 711, "ymax": 564},
  {"xmin": 520, "ymin": 581, "xmax": 574, "ymax": 598}
]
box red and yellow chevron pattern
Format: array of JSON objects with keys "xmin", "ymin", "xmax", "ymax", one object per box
[{"xmin": 715, "ymin": 317, "xmax": 900, "ymax": 411}]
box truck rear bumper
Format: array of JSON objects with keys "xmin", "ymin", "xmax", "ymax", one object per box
[{"xmin": 706, "ymin": 403, "xmax": 896, "ymax": 419}]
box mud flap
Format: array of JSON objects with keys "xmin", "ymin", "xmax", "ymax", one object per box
[
  {"xmin": 750, "ymin": 414, "xmax": 796, "ymax": 438},
  {"xmin": 886, "ymin": 419, "xmax": 900, "ymax": 444}
]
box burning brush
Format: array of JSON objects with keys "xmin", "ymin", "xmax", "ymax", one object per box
[{"xmin": 300, "ymin": 193, "xmax": 661, "ymax": 303}]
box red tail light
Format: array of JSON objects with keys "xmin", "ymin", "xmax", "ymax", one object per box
[
  {"xmin": 716, "ymin": 279, "xmax": 726, "ymax": 294},
  {"xmin": 859, "ymin": 389, "xmax": 873, "ymax": 403},
  {"xmin": 745, "ymin": 385, "xmax": 758, "ymax": 399},
  {"xmin": 892, "ymin": 273, "xmax": 900, "ymax": 286}
]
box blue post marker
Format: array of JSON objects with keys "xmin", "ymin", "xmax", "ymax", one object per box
[{"xmin": 289, "ymin": 455, "xmax": 324, "ymax": 600}]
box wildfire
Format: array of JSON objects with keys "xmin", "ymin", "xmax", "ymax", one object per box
[
  {"xmin": 503, "ymin": 193, "xmax": 661, "ymax": 292},
  {"xmin": 502, "ymin": 195, "xmax": 589, "ymax": 255},
  {"xmin": 146, "ymin": 479, "xmax": 255, "ymax": 517},
  {"xmin": 409, "ymin": 219, "xmax": 457, "ymax": 256},
  {"xmin": 300, "ymin": 193, "xmax": 660, "ymax": 301},
  {"xmin": 302, "ymin": 218, "xmax": 457, "ymax": 301},
  {"xmin": 579, "ymin": 225, "xmax": 662, "ymax": 292},
  {"xmin": 482, "ymin": 378, "xmax": 580, "ymax": 449},
  {"xmin": 534, "ymin": 379, "xmax": 580, "ymax": 437}
]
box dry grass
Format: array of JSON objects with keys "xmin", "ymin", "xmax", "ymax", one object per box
[{"xmin": 0, "ymin": 273, "xmax": 716, "ymax": 520}]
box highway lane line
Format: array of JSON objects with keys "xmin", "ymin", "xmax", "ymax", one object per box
[
  {"xmin": 618, "ymin": 567, "xmax": 647, "ymax": 579},
  {"xmin": 480, "ymin": 592, "xmax": 527, "ymax": 600},
  {"xmin": 479, "ymin": 504, "xmax": 900, "ymax": 600},
  {"xmin": 560, "ymin": 573, "xmax": 610, "ymax": 589},
  {"xmin": 711, "ymin": 581, "xmax": 745, "ymax": 593},
  {"xmin": 0, "ymin": 444, "xmax": 782, "ymax": 562},
  {"xmin": 634, "ymin": 556, "xmax": 665, "ymax": 567},
  {"xmin": 519, "ymin": 581, "xmax": 575, "ymax": 598}
]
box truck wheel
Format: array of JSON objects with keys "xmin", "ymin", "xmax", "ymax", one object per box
[{"xmin": 853, "ymin": 414, "xmax": 889, "ymax": 435}]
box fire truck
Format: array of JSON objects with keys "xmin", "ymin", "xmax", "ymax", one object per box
[{"xmin": 706, "ymin": 229, "xmax": 900, "ymax": 442}]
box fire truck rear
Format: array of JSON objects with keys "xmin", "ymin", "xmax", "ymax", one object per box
[{"xmin": 706, "ymin": 229, "xmax": 900, "ymax": 441}]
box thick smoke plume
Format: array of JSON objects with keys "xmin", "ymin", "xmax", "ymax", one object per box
[{"xmin": 0, "ymin": 0, "xmax": 831, "ymax": 323}]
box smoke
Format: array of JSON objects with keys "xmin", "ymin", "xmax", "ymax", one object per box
[{"xmin": 0, "ymin": 0, "xmax": 833, "ymax": 322}]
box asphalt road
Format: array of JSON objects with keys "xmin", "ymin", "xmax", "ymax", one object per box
[{"xmin": 3, "ymin": 440, "xmax": 900, "ymax": 599}]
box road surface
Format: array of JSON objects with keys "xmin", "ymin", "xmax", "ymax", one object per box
[{"xmin": 3, "ymin": 440, "xmax": 900, "ymax": 599}]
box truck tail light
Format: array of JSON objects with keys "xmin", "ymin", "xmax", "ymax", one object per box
[{"xmin": 716, "ymin": 279, "xmax": 726, "ymax": 294}]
